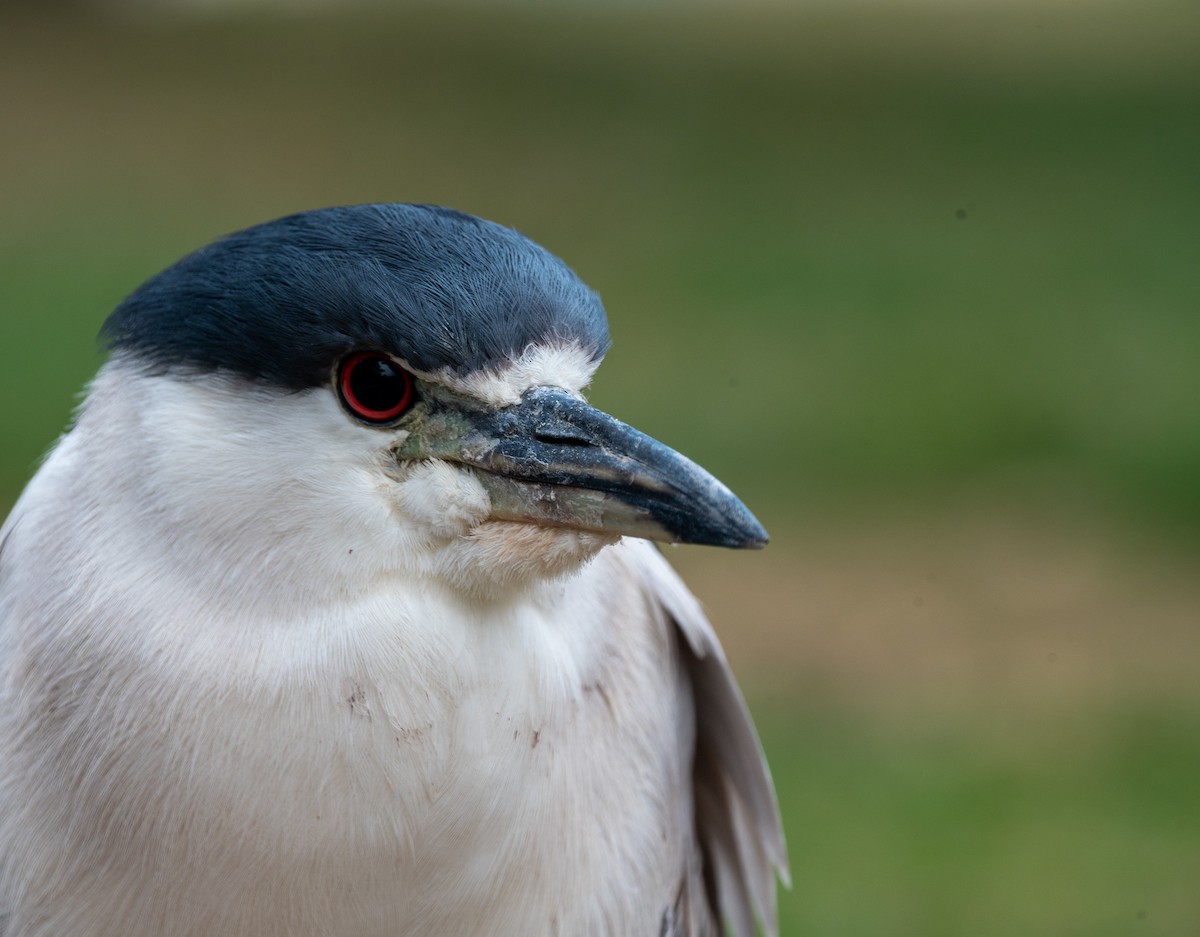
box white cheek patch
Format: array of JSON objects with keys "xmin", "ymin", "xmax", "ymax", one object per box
[
  {"xmin": 413, "ymin": 342, "xmax": 602, "ymax": 407},
  {"xmin": 394, "ymin": 461, "xmax": 492, "ymax": 538}
]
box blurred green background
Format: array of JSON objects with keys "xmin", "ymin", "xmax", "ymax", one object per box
[{"xmin": 2, "ymin": 1, "xmax": 1198, "ymax": 933}]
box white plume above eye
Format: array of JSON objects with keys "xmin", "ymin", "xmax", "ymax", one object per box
[{"xmin": 418, "ymin": 342, "xmax": 603, "ymax": 407}]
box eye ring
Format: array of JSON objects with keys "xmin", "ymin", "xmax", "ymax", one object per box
[{"xmin": 336, "ymin": 352, "xmax": 416, "ymax": 425}]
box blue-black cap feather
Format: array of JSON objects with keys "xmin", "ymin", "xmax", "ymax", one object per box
[{"xmin": 101, "ymin": 204, "xmax": 611, "ymax": 389}]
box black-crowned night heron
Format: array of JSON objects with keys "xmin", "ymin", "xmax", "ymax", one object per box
[{"xmin": 0, "ymin": 204, "xmax": 787, "ymax": 936}]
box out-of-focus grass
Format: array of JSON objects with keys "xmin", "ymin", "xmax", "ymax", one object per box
[
  {"xmin": 757, "ymin": 700, "xmax": 1200, "ymax": 936},
  {"xmin": 2, "ymin": 4, "xmax": 1199, "ymax": 934}
]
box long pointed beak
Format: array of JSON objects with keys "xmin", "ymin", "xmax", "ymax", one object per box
[{"xmin": 392, "ymin": 386, "xmax": 767, "ymax": 549}]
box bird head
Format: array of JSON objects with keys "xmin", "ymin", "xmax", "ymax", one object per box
[{"xmin": 90, "ymin": 204, "xmax": 766, "ymax": 601}]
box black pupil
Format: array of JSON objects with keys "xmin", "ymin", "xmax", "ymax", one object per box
[{"xmin": 351, "ymin": 358, "xmax": 405, "ymax": 412}]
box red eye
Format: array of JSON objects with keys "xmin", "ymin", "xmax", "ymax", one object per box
[{"xmin": 337, "ymin": 352, "xmax": 416, "ymax": 424}]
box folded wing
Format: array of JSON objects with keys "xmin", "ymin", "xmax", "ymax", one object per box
[{"xmin": 631, "ymin": 541, "xmax": 789, "ymax": 937}]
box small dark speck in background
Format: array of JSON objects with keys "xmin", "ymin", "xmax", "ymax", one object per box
[{"xmin": 955, "ymin": 208, "xmax": 968, "ymax": 220}]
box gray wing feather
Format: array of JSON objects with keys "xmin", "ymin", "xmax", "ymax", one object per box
[
  {"xmin": 633, "ymin": 541, "xmax": 789, "ymax": 937},
  {"xmin": 1, "ymin": 512, "xmax": 15, "ymax": 935}
]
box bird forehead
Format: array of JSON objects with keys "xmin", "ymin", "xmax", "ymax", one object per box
[{"xmin": 416, "ymin": 342, "xmax": 601, "ymax": 406}]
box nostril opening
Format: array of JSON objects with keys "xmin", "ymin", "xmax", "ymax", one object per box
[{"xmin": 534, "ymin": 430, "xmax": 592, "ymax": 447}]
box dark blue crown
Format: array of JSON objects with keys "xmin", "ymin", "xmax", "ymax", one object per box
[{"xmin": 102, "ymin": 204, "xmax": 611, "ymax": 389}]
